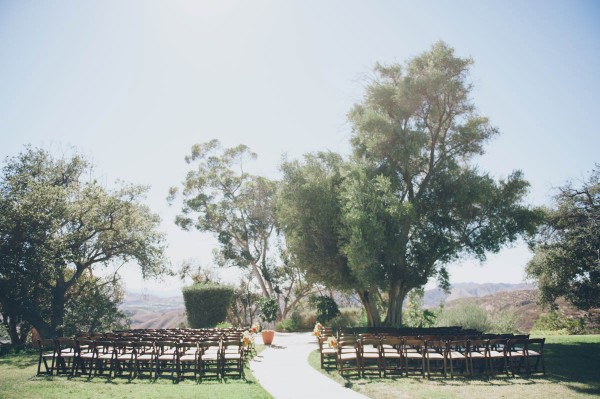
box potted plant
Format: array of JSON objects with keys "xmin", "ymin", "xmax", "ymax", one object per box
[{"xmin": 257, "ymin": 297, "xmax": 278, "ymax": 345}]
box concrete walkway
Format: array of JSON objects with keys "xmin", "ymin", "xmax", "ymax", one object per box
[{"xmin": 250, "ymin": 332, "xmax": 369, "ymax": 399}]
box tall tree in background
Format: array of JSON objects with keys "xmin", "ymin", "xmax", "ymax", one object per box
[
  {"xmin": 280, "ymin": 42, "xmax": 541, "ymax": 326},
  {"xmin": 168, "ymin": 140, "xmax": 312, "ymax": 321},
  {"xmin": 0, "ymin": 147, "xmax": 168, "ymax": 340},
  {"xmin": 278, "ymin": 152, "xmax": 382, "ymax": 326},
  {"xmin": 527, "ymin": 165, "xmax": 600, "ymax": 310},
  {"xmin": 346, "ymin": 41, "xmax": 541, "ymax": 325}
]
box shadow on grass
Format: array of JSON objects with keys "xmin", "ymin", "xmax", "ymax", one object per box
[
  {"xmin": 311, "ymin": 340, "xmax": 600, "ymax": 396},
  {"xmin": 543, "ymin": 341, "xmax": 600, "ymax": 395},
  {"xmin": 0, "ymin": 353, "xmax": 37, "ymax": 369}
]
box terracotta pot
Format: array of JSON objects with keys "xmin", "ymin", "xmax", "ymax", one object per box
[{"xmin": 261, "ymin": 330, "xmax": 275, "ymax": 345}]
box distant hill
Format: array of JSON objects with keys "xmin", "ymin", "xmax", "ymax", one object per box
[
  {"xmin": 444, "ymin": 289, "xmax": 600, "ymax": 333},
  {"xmin": 121, "ymin": 283, "xmax": 600, "ymax": 333},
  {"xmin": 120, "ymin": 292, "xmax": 186, "ymax": 329},
  {"xmin": 422, "ymin": 282, "xmax": 536, "ymax": 308}
]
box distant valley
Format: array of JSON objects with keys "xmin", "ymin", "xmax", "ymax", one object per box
[{"xmin": 120, "ymin": 282, "xmax": 596, "ymax": 333}]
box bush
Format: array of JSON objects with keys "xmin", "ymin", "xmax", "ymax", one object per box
[
  {"xmin": 532, "ymin": 309, "xmax": 586, "ymax": 335},
  {"xmin": 275, "ymin": 311, "xmax": 302, "ymax": 332},
  {"xmin": 436, "ymin": 301, "xmax": 491, "ymax": 332},
  {"xmin": 312, "ymin": 295, "xmax": 340, "ymax": 324},
  {"xmin": 490, "ymin": 309, "xmax": 520, "ymax": 334},
  {"xmin": 329, "ymin": 307, "xmax": 365, "ymax": 328},
  {"xmin": 436, "ymin": 300, "xmax": 523, "ymax": 333},
  {"xmin": 182, "ymin": 283, "xmax": 234, "ymax": 328},
  {"xmin": 257, "ymin": 297, "xmax": 279, "ymax": 329}
]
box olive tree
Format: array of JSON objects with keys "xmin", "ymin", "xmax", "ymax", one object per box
[{"xmin": 0, "ymin": 147, "xmax": 168, "ymax": 339}]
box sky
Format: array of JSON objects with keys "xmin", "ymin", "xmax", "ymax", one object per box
[{"xmin": 1, "ymin": 0, "xmax": 598, "ymax": 296}]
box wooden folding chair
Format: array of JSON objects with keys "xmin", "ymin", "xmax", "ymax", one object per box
[
  {"xmin": 318, "ymin": 336, "xmax": 337, "ymax": 369},
  {"xmin": 380, "ymin": 336, "xmax": 402, "ymax": 377},
  {"xmin": 337, "ymin": 338, "xmax": 360, "ymax": 377},
  {"xmin": 37, "ymin": 339, "xmax": 56, "ymax": 376},
  {"xmin": 466, "ymin": 339, "xmax": 488, "ymax": 375},
  {"xmin": 425, "ymin": 340, "xmax": 447, "ymax": 378},
  {"xmin": 133, "ymin": 341, "xmax": 156, "ymax": 379},
  {"xmin": 360, "ymin": 337, "xmax": 382, "ymax": 377},
  {"xmin": 402, "ymin": 338, "xmax": 426, "ymax": 377},
  {"xmin": 112, "ymin": 341, "xmax": 136, "ymax": 379},
  {"xmin": 177, "ymin": 341, "xmax": 200, "ymax": 381},
  {"xmin": 487, "ymin": 338, "xmax": 509, "ymax": 376},
  {"xmin": 445, "ymin": 340, "xmax": 469, "ymax": 377},
  {"xmin": 525, "ymin": 338, "xmax": 545, "ymax": 375},
  {"xmin": 91, "ymin": 340, "xmax": 115, "ymax": 378},
  {"xmin": 198, "ymin": 340, "xmax": 221, "ymax": 380},
  {"xmin": 155, "ymin": 340, "xmax": 178, "ymax": 379},
  {"xmin": 221, "ymin": 339, "xmax": 244, "ymax": 379}
]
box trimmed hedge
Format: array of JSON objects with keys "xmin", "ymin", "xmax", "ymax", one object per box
[{"xmin": 182, "ymin": 283, "xmax": 234, "ymax": 328}]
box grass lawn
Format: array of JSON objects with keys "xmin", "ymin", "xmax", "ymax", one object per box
[
  {"xmin": 0, "ymin": 347, "xmax": 272, "ymax": 399},
  {"xmin": 308, "ymin": 335, "xmax": 600, "ymax": 399}
]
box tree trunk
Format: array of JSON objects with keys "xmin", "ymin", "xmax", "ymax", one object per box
[
  {"xmin": 250, "ymin": 261, "xmax": 270, "ymax": 297},
  {"xmin": 358, "ymin": 290, "xmax": 382, "ymax": 327},
  {"xmin": 50, "ymin": 284, "xmax": 67, "ymax": 338},
  {"xmin": 7, "ymin": 315, "xmax": 20, "ymax": 345},
  {"xmin": 384, "ymin": 281, "xmax": 406, "ymax": 326}
]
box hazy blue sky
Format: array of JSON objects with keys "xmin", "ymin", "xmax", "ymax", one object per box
[{"xmin": 1, "ymin": 0, "xmax": 598, "ymax": 296}]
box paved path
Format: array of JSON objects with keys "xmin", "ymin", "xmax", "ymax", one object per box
[{"xmin": 250, "ymin": 332, "xmax": 369, "ymax": 399}]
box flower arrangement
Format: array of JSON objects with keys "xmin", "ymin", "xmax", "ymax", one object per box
[
  {"xmin": 327, "ymin": 336, "xmax": 338, "ymax": 349},
  {"xmin": 242, "ymin": 330, "xmax": 255, "ymax": 348},
  {"xmin": 250, "ymin": 322, "xmax": 261, "ymax": 334},
  {"xmin": 313, "ymin": 322, "xmax": 323, "ymax": 338}
]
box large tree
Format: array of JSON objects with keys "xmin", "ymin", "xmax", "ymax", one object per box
[
  {"xmin": 279, "ymin": 42, "xmax": 541, "ymax": 326},
  {"xmin": 168, "ymin": 140, "xmax": 312, "ymax": 321},
  {"xmin": 0, "ymin": 147, "xmax": 168, "ymax": 339},
  {"xmin": 526, "ymin": 165, "xmax": 600, "ymax": 310}
]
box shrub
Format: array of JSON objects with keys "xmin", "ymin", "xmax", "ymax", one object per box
[
  {"xmin": 257, "ymin": 297, "xmax": 279, "ymax": 329},
  {"xmin": 276, "ymin": 311, "xmax": 302, "ymax": 332},
  {"xmin": 532, "ymin": 309, "xmax": 586, "ymax": 335},
  {"xmin": 312, "ymin": 295, "xmax": 341, "ymax": 324},
  {"xmin": 182, "ymin": 283, "xmax": 234, "ymax": 328},
  {"xmin": 436, "ymin": 300, "xmax": 491, "ymax": 332},
  {"xmin": 403, "ymin": 288, "xmax": 439, "ymax": 328},
  {"xmin": 490, "ymin": 309, "xmax": 520, "ymax": 334},
  {"xmin": 330, "ymin": 307, "xmax": 364, "ymax": 328}
]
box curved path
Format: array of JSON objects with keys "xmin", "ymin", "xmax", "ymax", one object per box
[{"xmin": 250, "ymin": 332, "xmax": 368, "ymax": 399}]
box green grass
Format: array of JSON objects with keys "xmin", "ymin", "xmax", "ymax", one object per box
[
  {"xmin": 308, "ymin": 335, "xmax": 600, "ymax": 399},
  {"xmin": 0, "ymin": 347, "xmax": 272, "ymax": 399}
]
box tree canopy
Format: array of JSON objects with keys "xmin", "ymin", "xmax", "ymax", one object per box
[
  {"xmin": 169, "ymin": 140, "xmax": 312, "ymax": 321},
  {"xmin": 278, "ymin": 41, "xmax": 542, "ymax": 326},
  {"xmin": 0, "ymin": 147, "xmax": 168, "ymax": 339},
  {"xmin": 527, "ymin": 164, "xmax": 600, "ymax": 310}
]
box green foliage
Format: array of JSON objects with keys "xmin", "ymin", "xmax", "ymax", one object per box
[
  {"xmin": 532, "ymin": 309, "xmax": 586, "ymax": 335},
  {"xmin": 329, "ymin": 308, "xmax": 365, "ymax": 328},
  {"xmin": 257, "ymin": 297, "xmax": 279, "ymax": 325},
  {"xmin": 182, "ymin": 283, "xmax": 234, "ymax": 328},
  {"xmin": 436, "ymin": 301, "xmax": 491, "ymax": 332},
  {"xmin": 275, "ymin": 311, "xmax": 302, "ymax": 332},
  {"xmin": 62, "ymin": 274, "xmax": 129, "ymax": 336},
  {"xmin": 278, "ymin": 42, "xmax": 541, "ymax": 326},
  {"xmin": 527, "ymin": 164, "xmax": 600, "ymax": 310},
  {"xmin": 312, "ymin": 295, "xmax": 340, "ymax": 324},
  {"xmin": 0, "ymin": 146, "xmax": 168, "ymax": 339},
  {"xmin": 436, "ymin": 300, "xmax": 520, "ymax": 333},
  {"xmin": 403, "ymin": 288, "xmax": 438, "ymax": 328},
  {"xmin": 170, "ymin": 140, "xmax": 314, "ymax": 323}
]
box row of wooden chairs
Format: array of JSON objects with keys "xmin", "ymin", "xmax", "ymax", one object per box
[
  {"xmin": 37, "ymin": 336, "xmax": 245, "ymax": 381},
  {"xmin": 318, "ymin": 335, "xmax": 545, "ymax": 378}
]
